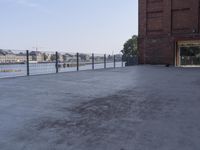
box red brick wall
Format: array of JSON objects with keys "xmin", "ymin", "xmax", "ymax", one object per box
[{"xmin": 139, "ymin": 0, "xmax": 200, "ymax": 65}]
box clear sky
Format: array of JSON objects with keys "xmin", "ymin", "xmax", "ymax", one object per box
[{"xmin": 0, "ymin": 0, "xmax": 138, "ymax": 54}]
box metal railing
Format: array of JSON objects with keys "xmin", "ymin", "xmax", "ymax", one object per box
[{"xmin": 0, "ymin": 49, "xmax": 125, "ymax": 78}]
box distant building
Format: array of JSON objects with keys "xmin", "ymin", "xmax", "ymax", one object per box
[
  {"xmin": 0, "ymin": 50, "xmax": 29, "ymax": 63},
  {"xmin": 0, "ymin": 50, "xmax": 6, "ymax": 63},
  {"xmin": 43, "ymin": 53, "xmax": 52, "ymax": 62},
  {"xmin": 15, "ymin": 53, "xmax": 27, "ymax": 63},
  {"xmin": 94, "ymin": 56, "xmax": 104, "ymax": 62},
  {"xmin": 3, "ymin": 50, "xmax": 16, "ymax": 63},
  {"xmin": 29, "ymin": 51, "xmax": 44, "ymax": 62},
  {"xmin": 58, "ymin": 53, "xmax": 64, "ymax": 62},
  {"xmin": 79, "ymin": 54, "xmax": 90, "ymax": 62},
  {"xmin": 139, "ymin": 0, "xmax": 200, "ymax": 66},
  {"xmin": 63, "ymin": 53, "xmax": 77, "ymax": 62}
]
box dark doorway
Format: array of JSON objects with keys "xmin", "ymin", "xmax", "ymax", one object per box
[{"xmin": 180, "ymin": 46, "xmax": 200, "ymax": 66}]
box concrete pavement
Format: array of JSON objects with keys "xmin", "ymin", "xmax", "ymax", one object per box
[{"xmin": 0, "ymin": 66, "xmax": 200, "ymax": 150}]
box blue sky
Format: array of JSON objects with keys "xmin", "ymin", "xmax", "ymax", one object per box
[{"xmin": 0, "ymin": 0, "xmax": 138, "ymax": 54}]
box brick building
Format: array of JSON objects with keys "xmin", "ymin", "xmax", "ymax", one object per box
[{"xmin": 139, "ymin": 0, "xmax": 200, "ymax": 66}]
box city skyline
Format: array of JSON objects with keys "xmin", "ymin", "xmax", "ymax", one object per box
[{"xmin": 0, "ymin": 0, "xmax": 138, "ymax": 54}]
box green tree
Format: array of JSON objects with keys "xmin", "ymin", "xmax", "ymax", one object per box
[
  {"xmin": 50, "ymin": 54, "xmax": 56, "ymax": 61},
  {"xmin": 121, "ymin": 35, "xmax": 138, "ymax": 58},
  {"xmin": 43, "ymin": 53, "xmax": 49, "ymax": 61}
]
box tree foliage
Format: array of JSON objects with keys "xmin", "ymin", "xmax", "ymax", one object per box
[{"xmin": 121, "ymin": 35, "xmax": 138, "ymax": 58}]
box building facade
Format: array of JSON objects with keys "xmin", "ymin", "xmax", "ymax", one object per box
[
  {"xmin": 0, "ymin": 50, "xmax": 27, "ymax": 63},
  {"xmin": 139, "ymin": 0, "xmax": 200, "ymax": 66}
]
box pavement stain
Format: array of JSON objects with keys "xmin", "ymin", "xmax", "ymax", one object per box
[
  {"xmin": 15, "ymin": 89, "xmax": 142, "ymax": 147},
  {"xmin": 15, "ymin": 88, "xmax": 181, "ymax": 149},
  {"xmin": 36, "ymin": 90, "xmax": 137, "ymax": 131},
  {"xmin": 12, "ymin": 86, "xmax": 182, "ymax": 150}
]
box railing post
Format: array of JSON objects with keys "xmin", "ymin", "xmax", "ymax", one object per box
[
  {"xmin": 114, "ymin": 55, "xmax": 116, "ymax": 68},
  {"xmin": 26, "ymin": 50, "xmax": 30, "ymax": 76},
  {"xmin": 56, "ymin": 51, "xmax": 59, "ymax": 73},
  {"xmin": 122, "ymin": 55, "xmax": 124, "ymax": 67},
  {"xmin": 77, "ymin": 52, "xmax": 79, "ymax": 71},
  {"xmin": 92, "ymin": 53, "xmax": 94, "ymax": 70},
  {"xmin": 104, "ymin": 54, "xmax": 106, "ymax": 69}
]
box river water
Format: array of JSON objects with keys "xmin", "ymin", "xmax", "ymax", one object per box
[{"xmin": 0, "ymin": 62, "xmax": 124, "ymax": 78}]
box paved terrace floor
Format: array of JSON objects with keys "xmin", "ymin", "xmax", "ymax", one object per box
[{"xmin": 0, "ymin": 66, "xmax": 200, "ymax": 150}]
